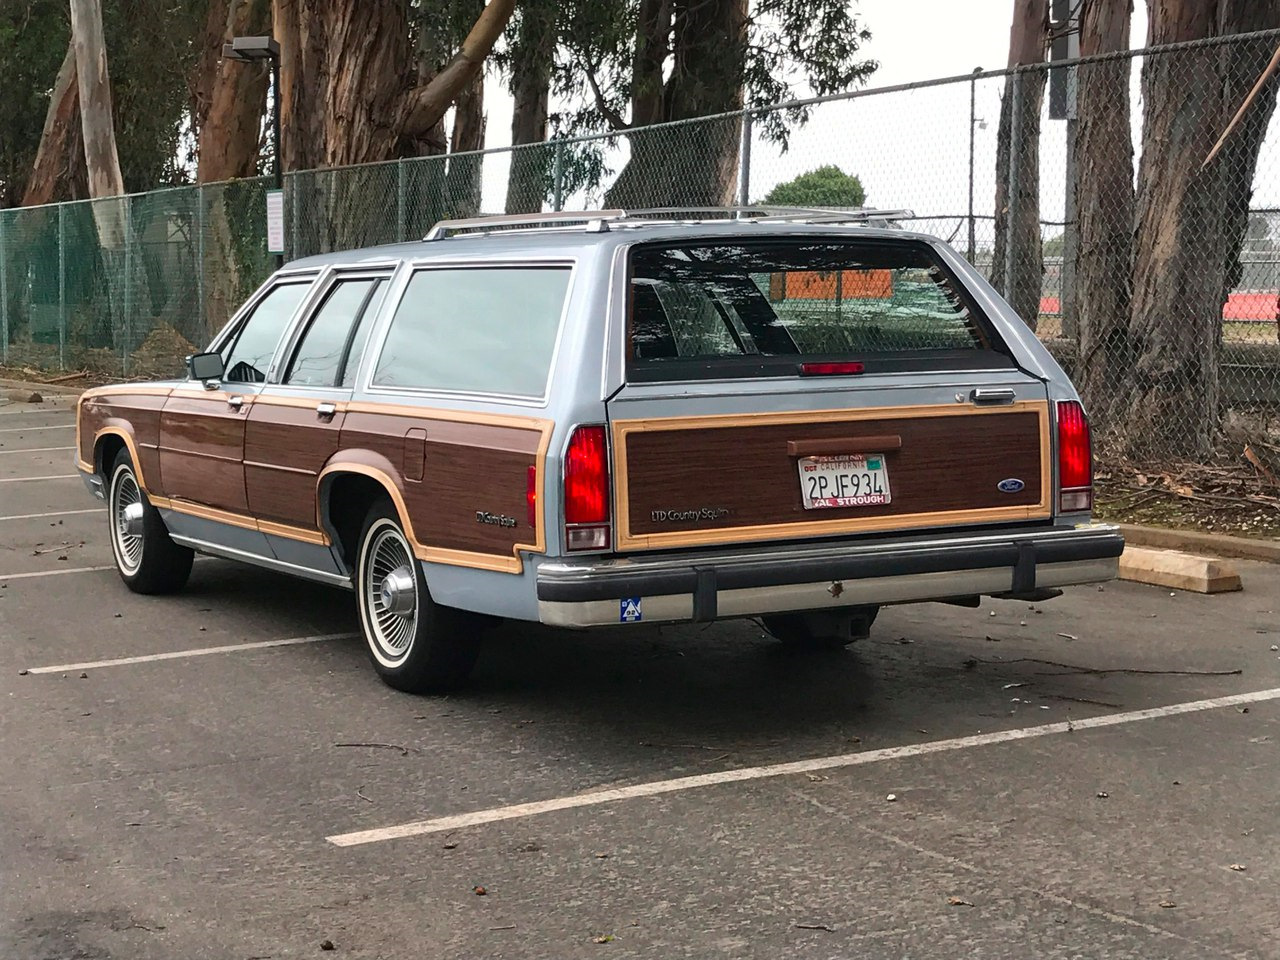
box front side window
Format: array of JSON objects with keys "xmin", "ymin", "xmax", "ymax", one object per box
[
  {"xmin": 284, "ymin": 278, "xmax": 386, "ymax": 388},
  {"xmin": 373, "ymin": 266, "xmax": 571, "ymax": 398},
  {"xmin": 221, "ymin": 281, "xmax": 312, "ymax": 384},
  {"xmin": 628, "ymin": 240, "xmax": 1002, "ymax": 380}
]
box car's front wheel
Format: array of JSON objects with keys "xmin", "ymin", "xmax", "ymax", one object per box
[
  {"xmin": 355, "ymin": 501, "xmax": 481, "ymax": 693},
  {"xmin": 107, "ymin": 448, "xmax": 193, "ymax": 594}
]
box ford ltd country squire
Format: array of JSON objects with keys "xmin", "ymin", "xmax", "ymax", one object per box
[{"xmin": 74, "ymin": 208, "xmax": 1124, "ymax": 693}]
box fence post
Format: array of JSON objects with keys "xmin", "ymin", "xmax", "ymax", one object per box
[
  {"xmin": 737, "ymin": 112, "xmax": 754, "ymax": 208},
  {"xmin": 552, "ymin": 139, "xmax": 565, "ymax": 212},
  {"xmin": 195, "ymin": 185, "xmax": 205, "ymax": 339},
  {"xmin": 58, "ymin": 205, "xmax": 66, "ymax": 371},
  {"xmin": 1003, "ymin": 66, "xmax": 1023, "ymax": 300},
  {"xmin": 122, "ymin": 200, "xmax": 132, "ymax": 376},
  {"xmin": 289, "ymin": 172, "xmax": 299, "ymax": 260},
  {"xmin": 0, "ymin": 211, "xmax": 8, "ymax": 366},
  {"xmin": 396, "ymin": 159, "xmax": 407, "ymax": 242}
]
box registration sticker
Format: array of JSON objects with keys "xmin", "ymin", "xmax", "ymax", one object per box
[{"xmin": 620, "ymin": 598, "xmax": 643, "ymax": 623}]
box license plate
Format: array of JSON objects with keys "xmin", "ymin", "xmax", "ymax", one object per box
[{"xmin": 797, "ymin": 454, "xmax": 891, "ymax": 509}]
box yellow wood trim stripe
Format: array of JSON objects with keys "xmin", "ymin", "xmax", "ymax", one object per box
[
  {"xmin": 611, "ymin": 401, "xmax": 1053, "ymax": 552},
  {"xmin": 345, "ymin": 399, "xmax": 553, "ymax": 433}
]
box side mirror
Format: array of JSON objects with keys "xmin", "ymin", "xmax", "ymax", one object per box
[{"xmin": 187, "ymin": 352, "xmax": 225, "ymax": 384}]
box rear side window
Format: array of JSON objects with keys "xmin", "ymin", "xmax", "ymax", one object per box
[
  {"xmin": 373, "ymin": 266, "xmax": 570, "ymax": 398},
  {"xmin": 284, "ymin": 278, "xmax": 386, "ymax": 388},
  {"xmin": 629, "ymin": 240, "xmax": 1004, "ymax": 380}
]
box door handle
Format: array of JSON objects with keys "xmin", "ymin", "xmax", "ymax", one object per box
[
  {"xmin": 316, "ymin": 402, "xmax": 337, "ymax": 418},
  {"xmin": 227, "ymin": 395, "xmax": 244, "ymax": 410},
  {"xmin": 969, "ymin": 388, "xmax": 1017, "ymax": 405}
]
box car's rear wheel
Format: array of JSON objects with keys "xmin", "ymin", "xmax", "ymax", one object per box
[
  {"xmin": 108, "ymin": 448, "xmax": 193, "ymax": 594},
  {"xmin": 762, "ymin": 606, "xmax": 879, "ymax": 649},
  {"xmin": 355, "ymin": 501, "xmax": 481, "ymax": 693}
]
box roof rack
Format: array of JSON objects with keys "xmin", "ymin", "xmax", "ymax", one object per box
[{"xmin": 422, "ymin": 206, "xmax": 915, "ymax": 240}]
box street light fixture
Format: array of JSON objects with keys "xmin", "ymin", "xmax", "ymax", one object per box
[{"xmin": 222, "ymin": 36, "xmax": 283, "ymax": 269}]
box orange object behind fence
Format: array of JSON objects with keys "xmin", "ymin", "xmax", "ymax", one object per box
[{"xmin": 769, "ymin": 269, "xmax": 894, "ymax": 302}]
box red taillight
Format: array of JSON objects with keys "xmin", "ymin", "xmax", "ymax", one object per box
[
  {"xmin": 800, "ymin": 361, "xmax": 865, "ymax": 376},
  {"xmin": 526, "ymin": 464, "xmax": 538, "ymax": 529},
  {"xmin": 1057, "ymin": 400, "xmax": 1092, "ymax": 511},
  {"xmin": 564, "ymin": 425, "xmax": 611, "ymax": 550}
]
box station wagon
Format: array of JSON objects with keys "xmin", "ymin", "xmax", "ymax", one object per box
[{"xmin": 75, "ymin": 208, "xmax": 1124, "ymax": 692}]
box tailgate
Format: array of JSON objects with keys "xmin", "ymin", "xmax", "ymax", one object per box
[{"xmin": 609, "ymin": 380, "xmax": 1051, "ymax": 551}]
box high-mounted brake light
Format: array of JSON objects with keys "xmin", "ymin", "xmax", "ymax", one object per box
[
  {"xmin": 563, "ymin": 425, "xmax": 611, "ymax": 550},
  {"xmin": 800, "ymin": 361, "xmax": 865, "ymax": 376},
  {"xmin": 1057, "ymin": 400, "xmax": 1092, "ymax": 512}
]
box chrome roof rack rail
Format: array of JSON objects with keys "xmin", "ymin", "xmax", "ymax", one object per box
[
  {"xmin": 423, "ymin": 206, "xmax": 916, "ymax": 240},
  {"xmin": 424, "ymin": 209, "xmax": 628, "ymax": 240}
]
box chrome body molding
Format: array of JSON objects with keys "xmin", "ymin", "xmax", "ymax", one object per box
[{"xmin": 168, "ymin": 533, "xmax": 354, "ymax": 589}]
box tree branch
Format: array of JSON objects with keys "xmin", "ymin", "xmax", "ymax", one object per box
[
  {"xmin": 582, "ymin": 57, "xmax": 631, "ymax": 131},
  {"xmin": 401, "ymin": 0, "xmax": 516, "ymax": 139}
]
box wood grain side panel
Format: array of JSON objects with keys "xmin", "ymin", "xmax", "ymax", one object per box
[
  {"xmin": 244, "ymin": 399, "xmax": 344, "ymax": 528},
  {"xmin": 619, "ymin": 406, "xmax": 1049, "ymax": 547},
  {"xmin": 78, "ymin": 391, "xmax": 171, "ymax": 493},
  {"xmin": 157, "ymin": 394, "xmax": 250, "ymax": 511},
  {"xmin": 337, "ymin": 409, "xmax": 548, "ymax": 567}
]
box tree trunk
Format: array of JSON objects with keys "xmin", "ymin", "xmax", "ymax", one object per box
[
  {"xmin": 446, "ymin": 60, "xmax": 486, "ymax": 218},
  {"xmin": 68, "ymin": 0, "xmax": 125, "ymax": 209},
  {"xmin": 400, "ymin": 0, "xmax": 517, "ymax": 143},
  {"xmin": 1124, "ymin": 0, "xmax": 1226, "ymax": 459},
  {"xmin": 990, "ymin": 0, "xmax": 1048, "ymax": 331},
  {"xmin": 505, "ymin": 0, "xmax": 556, "ymax": 214},
  {"xmin": 1073, "ymin": 0, "xmax": 1134, "ymax": 425},
  {"xmin": 604, "ymin": 0, "xmax": 746, "ymax": 209},
  {"xmin": 22, "ymin": 43, "xmax": 86, "ymax": 207},
  {"xmin": 1214, "ymin": 1, "xmax": 1280, "ymax": 312},
  {"xmin": 196, "ymin": 0, "xmax": 271, "ymax": 184},
  {"xmin": 69, "ymin": 0, "xmax": 130, "ymax": 354}
]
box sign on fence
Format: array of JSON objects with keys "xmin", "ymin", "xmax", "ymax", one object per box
[{"xmin": 266, "ymin": 189, "xmax": 285, "ymax": 254}]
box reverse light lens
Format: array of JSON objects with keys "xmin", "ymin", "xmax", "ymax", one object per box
[
  {"xmin": 800, "ymin": 361, "xmax": 865, "ymax": 376},
  {"xmin": 1057, "ymin": 400, "xmax": 1093, "ymax": 511},
  {"xmin": 564, "ymin": 425, "xmax": 611, "ymax": 550}
]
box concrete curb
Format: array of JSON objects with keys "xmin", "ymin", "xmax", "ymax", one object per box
[{"xmin": 1117, "ymin": 522, "xmax": 1280, "ymax": 565}]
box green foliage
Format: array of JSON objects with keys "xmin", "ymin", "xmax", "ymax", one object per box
[
  {"xmin": 762, "ymin": 165, "xmax": 866, "ymax": 207},
  {"xmin": 554, "ymin": 1, "xmax": 876, "ymax": 146},
  {"xmin": 0, "ymin": 1, "xmax": 70, "ymax": 206},
  {"xmin": 1043, "ymin": 233, "xmax": 1064, "ymax": 257}
]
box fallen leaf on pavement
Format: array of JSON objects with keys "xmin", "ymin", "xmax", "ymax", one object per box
[{"xmin": 947, "ymin": 897, "xmax": 974, "ymax": 906}]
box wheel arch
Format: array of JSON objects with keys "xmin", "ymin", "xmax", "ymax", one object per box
[
  {"xmin": 317, "ymin": 459, "xmax": 421, "ymax": 574},
  {"xmin": 94, "ymin": 426, "xmax": 145, "ymax": 489}
]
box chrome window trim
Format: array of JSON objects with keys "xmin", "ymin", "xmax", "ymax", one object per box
[
  {"xmin": 269, "ymin": 267, "xmax": 397, "ymax": 388},
  {"xmin": 205, "ymin": 267, "xmax": 322, "ymax": 357},
  {"xmin": 358, "ymin": 257, "xmax": 579, "ymax": 406},
  {"xmin": 207, "ymin": 268, "xmax": 332, "ymax": 387}
]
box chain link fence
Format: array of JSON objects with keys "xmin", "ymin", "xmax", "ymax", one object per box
[{"xmin": 3, "ymin": 30, "xmax": 1280, "ymax": 476}]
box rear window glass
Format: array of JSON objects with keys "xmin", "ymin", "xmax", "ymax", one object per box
[
  {"xmin": 373, "ymin": 266, "xmax": 571, "ymax": 397},
  {"xmin": 629, "ymin": 240, "xmax": 997, "ymax": 378}
]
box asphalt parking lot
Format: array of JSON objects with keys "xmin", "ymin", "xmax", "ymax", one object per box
[{"xmin": 2, "ymin": 399, "xmax": 1280, "ymax": 960}]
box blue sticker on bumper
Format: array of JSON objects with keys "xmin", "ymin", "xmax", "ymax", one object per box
[{"xmin": 620, "ymin": 597, "xmax": 642, "ymax": 623}]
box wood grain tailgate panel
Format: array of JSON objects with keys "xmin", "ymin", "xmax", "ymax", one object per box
[{"xmin": 619, "ymin": 405, "xmax": 1049, "ymax": 547}]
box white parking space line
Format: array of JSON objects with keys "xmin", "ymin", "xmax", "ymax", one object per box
[
  {"xmin": 25, "ymin": 632, "xmax": 356, "ymax": 674},
  {"xmin": 1, "ymin": 565, "xmax": 116, "ymax": 582},
  {"xmin": 0, "ymin": 424, "xmax": 74, "ymax": 435},
  {"xmin": 0, "ymin": 474, "xmax": 78, "ymax": 483},
  {"xmin": 327, "ymin": 685, "xmax": 1280, "ymax": 847},
  {"xmin": 0, "ymin": 508, "xmax": 101, "ymax": 523},
  {"xmin": 0, "ymin": 446, "xmax": 74, "ymax": 455}
]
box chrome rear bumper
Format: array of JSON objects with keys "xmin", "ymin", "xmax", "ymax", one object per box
[{"xmin": 536, "ymin": 523, "xmax": 1123, "ymax": 628}]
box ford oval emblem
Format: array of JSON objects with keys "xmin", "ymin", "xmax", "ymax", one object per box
[{"xmin": 997, "ymin": 478, "xmax": 1026, "ymax": 494}]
